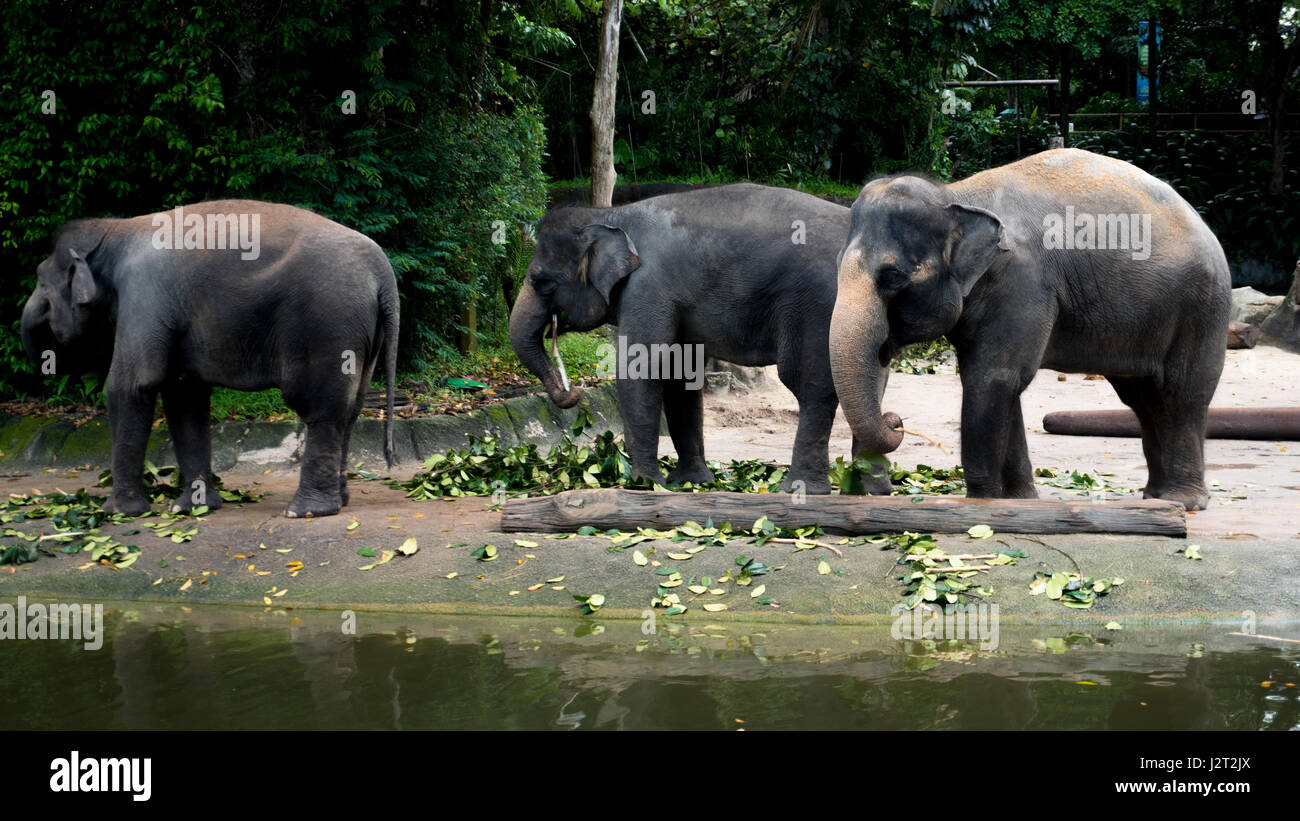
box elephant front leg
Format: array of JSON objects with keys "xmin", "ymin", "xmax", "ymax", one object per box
[
  {"xmin": 286, "ymin": 420, "xmax": 346, "ymax": 518},
  {"xmin": 106, "ymin": 382, "xmax": 160, "ymax": 516},
  {"xmin": 959, "ymin": 374, "xmax": 1028, "ymax": 499},
  {"xmin": 161, "ymin": 382, "xmax": 222, "ymax": 512},
  {"xmin": 663, "ymin": 380, "xmax": 714, "ymax": 485},
  {"xmin": 999, "ymin": 400, "xmax": 1038, "ymax": 498},
  {"xmin": 616, "ymin": 377, "xmax": 671, "ymax": 487},
  {"xmin": 782, "ymin": 396, "xmax": 836, "ymax": 495}
]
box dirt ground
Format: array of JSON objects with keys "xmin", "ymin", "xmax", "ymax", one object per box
[
  {"xmin": 5, "ymin": 344, "xmax": 1298, "ymax": 625},
  {"xmin": 673, "ymin": 346, "xmax": 1300, "ymax": 541}
]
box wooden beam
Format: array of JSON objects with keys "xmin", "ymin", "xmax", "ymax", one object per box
[
  {"xmin": 1043, "ymin": 407, "xmax": 1300, "ymax": 439},
  {"xmin": 500, "ymin": 489, "xmax": 1186, "ymax": 537}
]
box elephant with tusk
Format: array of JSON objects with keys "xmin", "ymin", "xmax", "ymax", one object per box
[{"xmin": 510, "ymin": 184, "xmax": 889, "ymax": 493}]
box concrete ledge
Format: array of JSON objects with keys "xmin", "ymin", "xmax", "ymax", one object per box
[{"xmin": 0, "ymin": 382, "xmax": 622, "ymax": 472}]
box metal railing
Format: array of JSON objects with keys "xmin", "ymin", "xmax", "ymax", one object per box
[{"xmin": 1068, "ymin": 111, "xmax": 1300, "ymax": 134}]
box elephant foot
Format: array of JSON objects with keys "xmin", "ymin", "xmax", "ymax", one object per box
[
  {"xmin": 284, "ymin": 489, "xmax": 342, "ymax": 518},
  {"xmin": 340, "ymin": 486, "xmax": 351, "ymax": 508},
  {"xmin": 667, "ymin": 463, "xmax": 715, "ymax": 485},
  {"xmin": 631, "ymin": 467, "xmax": 673, "ymax": 489},
  {"xmin": 107, "ymin": 493, "xmax": 151, "ymax": 517},
  {"xmin": 1145, "ymin": 485, "xmax": 1209, "ymax": 511},
  {"xmin": 170, "ymin": 489, "xmax": 224, "ymax": 514},
  {"xmin": 1003, "ymin": 483, "xmax": 1039, "ymax": 500},
  {"xmin": 781, "ymin": 473, "xmax": 833, "ymax": 495}
]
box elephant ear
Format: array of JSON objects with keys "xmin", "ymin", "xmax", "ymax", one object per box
[
  {"xmin": 578, "ymin": 224, "xmax": 640, "ymax": 303},
  {"xmin": 66, "ymin": 249, "xmax": 98, "ymax": 306},
  {"xmin": 944, "ymin": 203, "xmax": 1009, "ymax": 296}
]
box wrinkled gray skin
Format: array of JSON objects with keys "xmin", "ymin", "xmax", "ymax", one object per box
[
  {"xmin": 21, "ymin": 200, "xmax": 400, "ymax": 518},
  {"xmin": 510, "ymin": 183, "xmax": 891, "ymax": 493},
  {"xmin": 831, "ymin": 148, "xmax": 1230, "ymax": 510}
]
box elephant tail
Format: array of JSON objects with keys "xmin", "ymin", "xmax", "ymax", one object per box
[{"xmin": 380, "ymin": 280, "xmax": 400, "ymax": 468}]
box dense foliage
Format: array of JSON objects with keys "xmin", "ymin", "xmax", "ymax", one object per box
[
  {"xmin": 2, "ymin": 0, "xmax": 1297, "ymax": 406},
  {"xmin": 0, "ymin": 0, "xmax": 556, "ymax": 398}
]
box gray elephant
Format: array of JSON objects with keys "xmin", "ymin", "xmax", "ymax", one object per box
[
  {"xmin": 21, "ymin": 200, "xmax": 399, "ymax": 518},
  {"xmin": 830, "ymin": 148, "xmax": 1230, "ymax": 510},
  {"xmin": 510, "ymin": 184, "xmax": 888, "ymax": 493}
]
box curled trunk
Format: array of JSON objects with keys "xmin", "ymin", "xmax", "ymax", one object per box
[
  {"xmin": 829, "ymin": 284, "xmax": 904, "ymax": 454},
  {"xmin": 508, "ymin": 283, "xmax": 582, "ymax": 408}
]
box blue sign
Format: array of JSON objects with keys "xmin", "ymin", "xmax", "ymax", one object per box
[{"xmin": 1137, "ymin": 21, "xmax": 1161, "ymax": 104}]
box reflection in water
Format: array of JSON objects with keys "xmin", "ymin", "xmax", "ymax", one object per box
[{"xmin": 0, "ymin": 607, "xmax": 1296, "ymax": 730}]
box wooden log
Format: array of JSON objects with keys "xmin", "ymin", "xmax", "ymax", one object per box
[
  {"xmin": 500, "ymin": 488, "xmax": 1186, "ymax": 537},
  {"xmin": 1227, "ymin": 321, "xmax": 1260, "ymax": 349},
  {"xmin": 1043, "ymin": 407, "xmax": 1300, "ymax": 440}
]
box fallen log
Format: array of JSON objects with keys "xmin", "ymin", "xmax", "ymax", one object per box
[
  {"xmin": 1043, "ymin": 407, "xmax": 1300, "ymax": 440},
  {"xmin": 500, "ymin": 488, "xmax": 1186, "ymax": 537}
]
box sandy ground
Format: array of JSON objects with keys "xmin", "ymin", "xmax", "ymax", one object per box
[{"xmin": 665, "ymin": 346, "xmax": 1300, "ymax": 541}]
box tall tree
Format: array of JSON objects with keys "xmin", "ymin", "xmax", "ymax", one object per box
[{"xmin": 589, "ymin": 0, "xmax": 622, "ymax": 207}]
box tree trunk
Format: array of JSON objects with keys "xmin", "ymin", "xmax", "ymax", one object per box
[
  {"xmin": 589, "ymin": 0, "xmax": 623, "ymax": 208},
  {"xmin": 1267, "ymin": 38, "xmax": 1299, "ymax": 196},
  {"xmin": 501, "ymin": 489, "xmax": 1187, "ymax": 537}
]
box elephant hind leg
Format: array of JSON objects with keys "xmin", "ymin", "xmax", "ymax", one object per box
[
  {"xmin": 285, "ymin": 420, "xmax": 347, "ymax": 518},
  {"xmin": 282, "ymin": 372, "xmax": 359, "ymax": 519},
  {"xmin": 337, "ymin": 360, "xmax": 378, "ymax": 508},
  {"xmin": 161, "ymin": 382, "xmax": 221, "ymax": 512},
  {"xmin": 1108, "ymin": 375, "xmax": 1210, "ymax": 510}
]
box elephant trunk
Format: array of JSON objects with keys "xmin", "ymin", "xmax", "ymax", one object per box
[
  {"xmin": 509, "ymin": 282, "xmax": 582, "ymax": 408},
  {"xmin": 20, "ymin": 293, "xmax": 50, "ymax": 364},
  {"xmin": 830, "ymin": 281, "xmax": 904, "ymax": 454}
]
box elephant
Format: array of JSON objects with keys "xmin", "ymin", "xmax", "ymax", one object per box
[
  {"xmin": 829, "ymin": 148, "xmax": 1231, "ymax": 510},
  {"xmin": 510, "ymin": 183, "xmax": 890, "ymax": 494},
  {"xmin": 21, "ymin": 200, "xmax": 400, "ymax": 518}
]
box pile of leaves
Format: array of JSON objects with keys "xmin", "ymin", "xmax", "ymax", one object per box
[
  {"xmin": 888, "ymin": 530, "xmax": 1028, "ymax": 611},
  {"xmin": 0, "ymin": 464, "xmax": 261, "ymax": 568},
  {"xmin": 584, "ymin": 516, "xmax": 867, "ymax": 617},
  {"xmin": 1029, "ymin": 571, "xmax": 1125, "ymax": 609},
  {"xmin": 1034, "ymin": 468, "xmax": 1132, "ymax": 497},
  {"xmin": 891, "ymin": 338, "xmax": 957, "ymax": 375},
  {"xmin": 97, "ymin": 461, "xmax": 263, "ymax": 506},
  {"xmin": 395, "ymin": 412, "xmax": 965, "ymax": 501}
]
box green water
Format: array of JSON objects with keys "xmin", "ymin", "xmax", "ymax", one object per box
[{"xmin": 1, "ymin": 605, "xmax": 1297, "ymax": 730}]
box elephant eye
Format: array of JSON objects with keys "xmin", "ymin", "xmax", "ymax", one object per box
[
  {"xmin": 877, "ymin": 266, "xmax": 909, "ymax": 292},
  {"xmin": 531, "ymin": 272, "xmax": 558, "ymax": 296}
]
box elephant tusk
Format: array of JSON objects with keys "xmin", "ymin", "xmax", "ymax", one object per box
[{"xmin": 551, "ymin": 314, "xmax": 571, "ymax": 393}]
